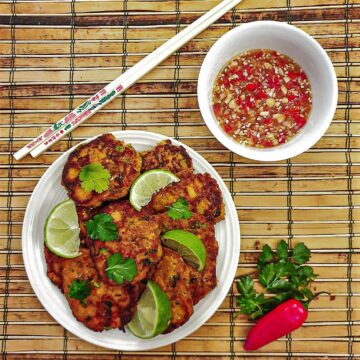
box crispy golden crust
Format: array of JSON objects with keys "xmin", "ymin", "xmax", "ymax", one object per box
[
  {"xmin": 157, "ymin": 213, "xmax": 218, "ymax": 304},
  {"xmin": 86, "ymin": 200, "xmax": 163, "ymax": 286},
  {"xmin": 45, "ymin": 246, "xmax": 63, "ymax": 289},
  {"xmin": 146, "ymin": 173, "xmax": 225, "ymax": 223},
  {"xmin": 45, "ymin": 248, "xmax": 141, "ymax": 331},
  {"xmin": 62, "ymin": 134, "xmax": 141, "ymax": 208},
  {"xmin": 151, "ymin": 248, "xmax": 193, "ymax": 333},
  {"xmin": 75, "ymin": 205, "xmax": 98, "ymax": 241},
  {"xmin": 141, "ymin": 140, "xmax": 193, "ymax": 178}
]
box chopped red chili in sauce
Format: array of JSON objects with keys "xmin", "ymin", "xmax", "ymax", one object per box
[{"xmin": 212, "ymin": 49, "xmax": 312, "ymax": 148}]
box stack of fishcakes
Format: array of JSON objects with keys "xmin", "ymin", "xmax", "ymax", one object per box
[{"xmin": 45, "ymin": 134, "xmax": 224, "ymax": 333}]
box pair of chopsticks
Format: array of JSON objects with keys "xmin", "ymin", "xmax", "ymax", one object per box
[{"xmin": 14, "ymin": 0, "xmax": 243, "ymax": 160}]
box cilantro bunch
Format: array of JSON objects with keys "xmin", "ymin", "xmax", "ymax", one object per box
[{"xmin": 236, "ymin": 240, "xmax": 318, "ymax": 320}]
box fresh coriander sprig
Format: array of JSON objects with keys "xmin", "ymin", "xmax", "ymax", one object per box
[
  {"xmin": 68, "ymin": 279, "xmax": 91, "ymax": 304},
  {"xmin": 167, "ymin": 198, "xmax": 192, "ymax": 220},
  {"xmin": 86, "ymin": 213, "xmax": 118, "ymax": 242},
  {"xmin": 79, "ymin": 162, "xmax": 111, "ymax": 193},
  {"xmin": 105, "ymin": 253, "xmax": 137, "ymax": 285},
  {"xmin": 236, "ymin": 240, "xmax": 319, "ymax": 319}
]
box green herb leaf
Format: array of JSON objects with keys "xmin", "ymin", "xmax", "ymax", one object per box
[
  {"xmin": 86, "ymin": 213, "xmax": 118, "ymax": 242},
  {"xmin": 68, "ymin": 279, "xmax": 91, "ymax": 301},
  {"xmin": 79, "ymin": 163, "xmax": 111, "ymax": 193},
  {"xmin": 167, "ymin": 198, "xmax": 192, "ymax": 220},
  {"xmin": 258, "ymin": 263, "xmax": 275, "ymax": 287},
  {"xmin": 258, "ymin": 244, "xmax": 273, "ymax": 268},
  {"xmin": 296, "ymin": 265, "xmax": 317, "ymax": 286},
  {"xmin": 236, "ymin": 276, "xmax": 256, "ymax": 297},
  {"xmin": 236, "ymin": 277, "xmax": 266, "ymax": 318},
  {"xmin": 267, "ymin": 278, "xmax": 293, "ymax": 293},
  {"xmin": 292, "ymin": 242, "xmax": 311, "ymax": 264},
  {"xmin": 105, "ymin": 253, "xmax": 137, "ymax": 285},
  {"xmin": 276, "ymin": 240, "xmax": 289, "ymax": 260},
  {"xmin": 115, "ymin": 145, "xmax": 124, "ymax": 152}
]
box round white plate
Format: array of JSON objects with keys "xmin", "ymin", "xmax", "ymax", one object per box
[{"xmin": 22, "ymin": 130, "xmax": 240, "ymax": 351}]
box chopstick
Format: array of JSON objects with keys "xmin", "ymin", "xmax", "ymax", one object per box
[{"xmin": 13, "ymin": 0, "xmax": 242, "ymax": 160}]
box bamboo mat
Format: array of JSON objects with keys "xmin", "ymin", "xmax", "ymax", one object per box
[{"xmin": 0, "ymin": 0, "xmax": 359, "ymax": 358}]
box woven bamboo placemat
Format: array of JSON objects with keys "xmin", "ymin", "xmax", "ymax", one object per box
[{"xmin": 0, "ymin": 0, "xmax": 359, "ymax": 358}]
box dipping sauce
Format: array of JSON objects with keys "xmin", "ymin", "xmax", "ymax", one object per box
[{"xmin": 212, "ymin": 49, "xmax": 312, "ymax": 148}]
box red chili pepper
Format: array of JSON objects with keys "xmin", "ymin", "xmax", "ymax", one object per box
[
  {"xmin": 243, "ymin": 299, "xmax": 308, "ymax": 351},
  {"xmin": 213, "ymin": 104, "xmax": 221, "ymax": 116},
  {"xmin": 246, "ymin": 83, "xmax": 257, "ymax": 92},
  {"xmin": 223, "ymin": 122, "xmax": 233, "ymax": 134}
]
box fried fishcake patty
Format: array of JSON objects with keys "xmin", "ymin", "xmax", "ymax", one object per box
[
  {"xmin": 62, "ymin": 134, "xmax": 141, "ymax": 208},
  {"xmin": 147, "ymin": 173, "xmax": 225, "ymax": 223},
  {"xmin": 45, "ymin": 248, "xmax": 141, "ymax": 331},
  {"xmin": 151, "ymin": 248, "xmax": 193, "ymax": 333},
  {"xmin": 86, "ymin": 201, "xmax": 162, "ymax": 286},
  {"xmin": 158, "ymin": 213, "xmax": 218, "ymax": 304},
  {"xmin": 141, "ymin": 140, "xmax": 193, "ymax": 178}
]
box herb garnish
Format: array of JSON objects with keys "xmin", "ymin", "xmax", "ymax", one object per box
[
  {"xmin": 236, "ymin": 240, "xmax": 318, "ymax": 320},
  {"xmin": 115, "ymin": 145, "xmax": 124, "ymax": 152},
  {"xmin": 79, "ymin": 163, "xmax": 111, "ymax": 193},
  {"xmin": 68, "ymin": 279, "xmax": 91, "ymax": 302},
  {"xmin": 167, "ymin": 198, "xmax": 192, "ymax": 220},
  {"xmin": 105, "ymin": 253, "xmax": 137, "ymax": 285},
  {"xmin": 86, "ymin": 213, "xmax": 118, "ymax": 241}
]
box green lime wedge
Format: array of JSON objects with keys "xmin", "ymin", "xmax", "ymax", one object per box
[
  {"xmin": 161, "ymin": 229, "xmax": 207, "ymax": 271},
  {"xmin": 129, "ymin": 169, "xmax": 179, "ymax": 211},
  {"xmin": 127, "ymin": 280, "xmax": 172, "ymax": 338},
  {"xmin": 44, "ymin": 199, "xmax": 81, "ymax": 258}
]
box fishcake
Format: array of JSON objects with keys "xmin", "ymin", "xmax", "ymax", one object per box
[
  {"xmin": 86, "ymin": 201, "xmax": 163, "ymax": 286},
  {"xmin": 147, "ymin": 173, "xmax": 225, "ymax": 223},
  {"xmin": 151, "ymin": 248, "xmax": 193, "ymax": 333},
  {"xmin": 62, "ymin": 134, "xmax": 141, "ymax": 208},
  {"xmin": 45, "ymin": 247, "xmax": 141, "ymax": 331},
  {"xmin": 141, "ymin": 140, "xmax": 193, "ymax": 178},
  {"xmin": 157, "ymin": 213, "xmax": 218, "ymax": 304}
]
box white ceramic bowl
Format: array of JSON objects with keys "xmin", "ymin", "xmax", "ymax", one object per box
[{"xmin": 198, "ymin": 21, "xmax": 338, "ymax": 161}]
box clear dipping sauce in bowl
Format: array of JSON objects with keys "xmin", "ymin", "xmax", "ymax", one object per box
[{"xmin": 212, "ymin": 49, "xmax": 312, "ymax": 148}]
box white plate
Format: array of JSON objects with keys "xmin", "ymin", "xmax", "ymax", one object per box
[{"xmin": 22, "ymin": 130, "xmax": 240, "ymax": 351}]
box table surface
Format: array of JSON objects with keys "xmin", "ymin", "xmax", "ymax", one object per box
[{"xmin": 1, "ymin": 0, "xmax": 359, "ymax": 359}]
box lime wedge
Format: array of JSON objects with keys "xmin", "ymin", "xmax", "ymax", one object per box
[
  {"xmin": 129, "ymin": 169, "xmax": 179, "ymax": 211},
  {"xmin": 127, "ymin": 280, "xmax": 172, "ymax": 338},
  {"xmin": 161, "ymin": 230, "xmax": 206, "ymax": 271},
  {"xmin": 44, "ymin": 199, "xmax": 81, "ymax": 258}
]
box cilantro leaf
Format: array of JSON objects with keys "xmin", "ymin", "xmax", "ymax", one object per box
[
  {"xmin": 86, "ymin": 213, "xmax": 118, "ymax": 241},
  {"xmin": 295, "ymin": 265, "xmax": 317, "ymax": 286},
  {"xmin": 79, "ymin": 163, "xmax": 111, "ymax": 193},
  {"xmin": 257, "ymin": 244, "xmax": 273, "ymax": 269},
  {"xmin": 276, "ymin": 240, "xmax": 289, "ymax": 260},
  {"xmin": 68, "ymin": 279, "xmax": 91, "ymax": 301},
  {"xmin": 258, "ymin": 263, "xmax": 275, "ymax": 287},
  {"xmin": 292, "ymin": 242, "xmax": 311, "ymax": 264},
  {"xmin": 105, "ymin": 253, "xmax": 137, "ymax": 285},
  {"xmin": 236, "ymin": 276, "xmax": 256, "ymax": 297},
  {"xmin": 167, "ymin": 198, "xmax": 192, "ymax": 220}
]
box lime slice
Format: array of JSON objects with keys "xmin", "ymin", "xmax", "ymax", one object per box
[
  {"xmin": 44, "ymin": 199, "xmax": 81, "ymax": 258},
  {"xmin": 161, "ymin": 229, "xmax": 207, "ymax": 271},
  {"xmin": 127, "ymin": 280, "xmax": 172, "ymax": 338},
  {"xmin": 129, "ymin": 169, "xmax": 179, "ymax": 211}
]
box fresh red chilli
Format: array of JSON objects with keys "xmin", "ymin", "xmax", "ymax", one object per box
[{"xmin": 212, "ymin": 49, "xmax": 312, "ymax": 148}]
